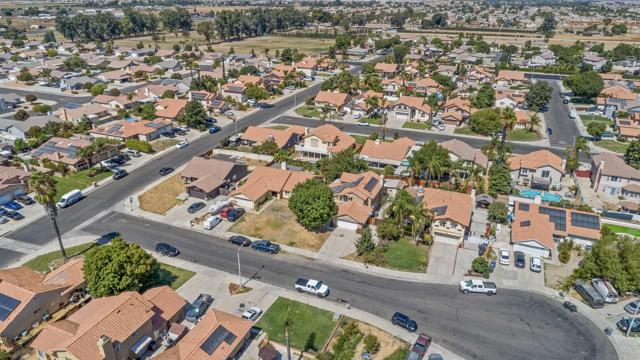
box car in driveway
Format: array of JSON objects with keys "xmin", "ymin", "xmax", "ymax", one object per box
[
  {"xmin": 616, "ymin": 318, "xmax": 640, "ymax": 334},
  {"xmin": 241, "ymin": 307, "xmax": 263, "ymax": 321},
  {"xmin": 159, "ymin": 167, "xmax": 174, "ymax": 176},
  {"xmin": 391, "ymin": 312, "xmax": 417, "ymax": 332},
  {"xmin": 0, "ymin": 216, "xmax": 8, "ymax": 224},
  {"xmin": 530, "ymin": 256, "xmax": 542, "ymax": 272},
  {"xmin": 155, "ymin": 243, "xmax": 179, "ymax": 257},
  {"xmin": 219, "ymin": 206, "xmax": 235, "ymax": 219},
  {"xmin": 203, "ymin": 215, "xmax": 222, "ymax": 230},
  {"xmin": 2, "ymin": 201, "xmax": 22, "ymax": 210},
  {"xmin": 112, "ymin": 169, "xmax": 128, "ymax": 180},
  {"xmin": 624, "ymin": 300, "xmax": 640, "ymax": 314},
  {"xmin": 498, "ymin": 248, "xmax": 510, "ymax": 265},
  {"xmin": 175, "ymin": 140, "xmax": 188, "ymax": 149},
  {"xmin": 227, "ymin": 208, "xmax": 245, "ymax": 222},
  {"xmin": 16, "ymin": 195, "xmax": 34, "ymax": 205},
  {"xmin": 407, "ymin": 333, "xmax": 432, "ymax": 360},
  {"xmin": 187, "ymin": 202, "xmax": 206, "ymax": 214},
  {"xmin": 228, "ymin": 235, "xmax": 252, "ymax": 246},
  {"xmin": 514, "ymin": 251, "xmax": 525, "ymax": 268},
  {"xmin": 6, "ymin": 211, "xmax": 24, "ymax": 220},
  {"xmin": 185, "ymin": 294, "xmax": 213, "ymax": 323},
  {"xmin": 251, "ymin": 240, "xmax": 280, "ymax": 254},
  {"xmin": 562, "ymin": 98, "xmax": 569, "ymax": 104}
]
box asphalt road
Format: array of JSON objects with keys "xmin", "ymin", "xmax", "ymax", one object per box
[
  {"xmin": 532, "ymin": 78, "xmax": 580, "ymax": 148},
  {"xmin": 82, "ymin": 211, "xmax": 618, "ymax": 360}
]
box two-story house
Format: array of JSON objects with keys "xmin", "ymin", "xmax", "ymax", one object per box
[
  {"xmin": 331, "ymin": 171, "xmax": 383, "ymax": 230},
  {"xmin": 387, "ymin": 96, "xmax": 431, "ymax": 122},
  {"xmin": 423, "ymin": 188, "xmax": 473, "ymax": 245},
  {"xmin": 359, "ymin": 137, "xmax": 416, "ymax": 169},
  {"xmin": 440, "ymin": 139, "xmax": 489, "ymax": 172},
  {"xmin": 314, "ymin": 91, "xmax": 351, "ymax": 112},
  {"xmin": 294, "ymin": 124, "xmax": 356, "ymax": 160},
  {"xmin": 240, "ymin": 125, "xmax": 305, "ymax": 150},
  {"xmin": 590, "ymin": 152, "xmax": 640, "ymax": 197},
  {"xmin": 508, "ymin": 149, "xmax": 565, "ymax": 190}
]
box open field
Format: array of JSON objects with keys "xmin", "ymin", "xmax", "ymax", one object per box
[
  {"xmin": 230, "ymin": 199, "xmax": 330, "ymax": 251},
  {"xmin": 138, "ymin": 174, "xmax": 185, "ymax": 214}
]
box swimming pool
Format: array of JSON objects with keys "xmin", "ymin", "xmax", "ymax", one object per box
[{"xmin": 519, "ymin": 189, "xmax": 562, "ymax": 203}]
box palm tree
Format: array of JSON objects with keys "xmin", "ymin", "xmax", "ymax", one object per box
[
  {"xmin": 410, "ymin": 205, "xmax": 432, "ymax": 244},
  {"xmin": 78, "ymin": 144, "xmax": 96, "ymax": 170},
  {"xmin": 386, "ymin": 190, "xmax": 416, "ymax": 229},
  {"xmin": 528, "ymin": 113, "xmax": 541, "ymax": 132},
  {"xmin": 28, "ymin": 172, "xmax": 67, "ymax": 259},
  {"xmin": 499, "ymin": 107, "xmax": 517, "ymax": 148},
  {"xmin": 449, "ymin": 160, "xmax": 465, "ymax": 190},
  {"xmin": 463, "ymin": 165, "xmax": 486, "ymax": 192}
]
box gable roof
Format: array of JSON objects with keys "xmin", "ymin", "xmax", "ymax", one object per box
[
  {"xmin": 314, "ymin": 91, "xmax": 350, "ymax": 108},
  {"xmin": 241, "ymin": 125, "xmax": 305, "ymax": 148},
  {"xmin": 181, "ymin": 157, "xmax": 244, "ymax": 193},
  {"xmin": 330, "ymin": 171, "xmax": 382, "ymax": 202},
  {"xmin": 360, "ymin": 137, "xmax": 415, "ymax": 162},
  {"xmin": 508, "ymin": 150, "xmax": 564, "ymax": 173},
  {"xmin": 601, "ymin": 85, "xmax": 637, "ymax": 101},
  {"xmin": 336, "ymin": 201, "xmax": 372, "ymax": 224},
  {"xmin": 0, "ymin": 166, "xmax": 29, "ymax": 191},
  {"xmin": 91, "ymin": 118, "xmax": 172, "ymax": 139},
  {"xmin": 440, "ymin": 139, "xmax": 489, "ymax": 168},
  {"xmin": 389, "ymin": 95, "xmax": 431, "ymax": 114},
  {"xmin": 496, "ymin": 70, "xmax": 525, "ymax": 82},
  {"xmin": 592, "ymin": 152, "xmax": 640, "ymax": 179},
  {"xmin": 307, "ymin": 124, "xmax": 355, "ymax": 153},
  {"xmin": 374, "ymin": 63, "xmax": 398, "ymax": 73},
  {"xmin": 155, "ymin": 98, "xmax": 188, "ymax": 119},
  {"xmin": 231, "ymin": 166, "xmax": 313, "ymax": 201},
  {"xmin": 422, "ymin": 188, "xmax": 473, "ymax": 227}
]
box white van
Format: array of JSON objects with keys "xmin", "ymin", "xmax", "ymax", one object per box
[
  {"xmin": 57, "ymin": 189, "xmax": 83, "ymax": 208},
  {"xmin": 569, "ymin": 110, "xmax": 577, "ymax": 119},
  {"xmin": 203, "ymin": 215, "xmax": 222, "ymax": 230},
  {"xmin": 591, "ymin": 278, "xmax": 619, "ymax": 304}
]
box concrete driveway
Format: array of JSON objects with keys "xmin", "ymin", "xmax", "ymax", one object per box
[{"xmin": 426, "ymin": 242, "xmax": 476, "ymax": 283}]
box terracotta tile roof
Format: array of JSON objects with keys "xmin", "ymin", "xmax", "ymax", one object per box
[
  {"xmin": 294, "ymin": 58, "xmax": 317, "ymax": 70},
  {"xmin": 389, "ymin": 95, "xmax": 432, "ymax": 114},
  {"xmin": 141, "ymin": 285, "xmax": 188, "ymax": 327},
  {"xmin": 336, "ymin": 201, "xmax": 372, "ymax": 224},
  {"xmin": 154, "ymin": 309, "xmax": 252, "ymax": 360},
  {"xmin": 273, "ymin": 64, "xmax": 295, "ymax": 73},
  {"xmin": 496, "ymin": 70, "xmax": 526, "ymax": 82},
  {"xmin": 130, "ymin": 64, "xmax": 157, "ymax": 73},
  {"xmin": 422, "ymin": 188, "xmax": 473, "ymax": 227},
  {"xmin": 331, "ymin": 171, "xmax": 382, "ymax": 203},
  {"xmin": 91, "ymin": 118, "xmax": 173, "ymax": 139},
  {"xmin": 601, "ymin": 85, "xmax": 637, "ymax": 101},
  {"xmin": 58, "ymin": 103, "xmax": 110, "ymax": 121},
  {"xmin": 508, "ymin": 149, "xmax": 564, "ymax": 173},
  {"xmin": 0, "ymin": 166, "xmax": 29, "ymax": 191},
  {"xmin": 181, "ymin": 157, "xmax": 242, "ymax": 193},
  {"xmin": 241, "ymin": 126, "xmax": 304, "ymax": 148},
  {"xmin": 442, "ymin": 97, "xmax": 474, "ymax": 114},
  {"xmin": 360, "ymin": 137, "xmax": 415, "ymax": 162},
  {"xmin": 600, "ymin": 73, "xmax": 623, "ymax": 81},
  {"xmin": 314, "ymin": 91, "xmax": 350, "ymax": 108},
  {"xmin": 414, "ymin": 77, "xmax": 441, "ymax": 89},
  {"xmin": 623, "ymin": 183, "xmax": 640, "ymax": 192},
  {"xmin": 440, "ymin": 139, "xmax": 489, "ymax": 168},
  {"xmin": 374, "ymin": 63, "xmax": 398, "ymax": 73},
  {"xmin": 231, "ymin": 166, "xmax": 312, "ymax": 201},
  {"xmin": 440, "ymin": 111, "xmax": 464, "ymax": 124},
  {"xmin": 99, "ymin": 69, "xmax": 130, "ymax": 80},
  {"xmin": 237, "ymin": 75, "xmax": 262, "ymax": 86},
  {"xmin": 155, "ymin": 98, "xmax": 188, "ymax": 119},
  {"xmin": 381, "ymin": 77, "xmax": 402, "ymax": 86},
  {"xmin": 307, "ymin": 124, "xmax": 355, "ymax": 153}
]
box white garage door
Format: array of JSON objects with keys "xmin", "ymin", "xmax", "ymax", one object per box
[
  {"xmin": 234, "ymin": 198, "xmax": 254, "ymax": 209},
  {"xmin": 337, "ymin": 219, "xmax": 359, "ymax": 230},
  {"xmin": 513, "ymin": 244, "xmax": 550, "ymax": 258},
  {"xmin": 433, "ymin": 232, "xmax": 461, "ymax": 246},
  {"xmin": 395, "ymin": 111, "xmax": 410, "ymax": 120}
]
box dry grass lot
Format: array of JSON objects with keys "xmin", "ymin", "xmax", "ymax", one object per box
[
  {"xmin": 151, "ymin": 139, "xmax": 180, "ymax": 152},
  {"xmin": 138, "ymin": 174, "xmax": 185, "ymax": 214},
  {"xmin": 352, "ymin": 321, "xmax": 407, "ymax": 360},
  {"xmin": 230, "ymin": 199, "xmax": 330, "ymax": 251},
  {"xmin": 544, "ymin": 250, "xmax": 583, "ymax": 290}
]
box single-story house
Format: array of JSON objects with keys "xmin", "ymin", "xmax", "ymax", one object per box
[
  {"xmin": 231, "ymin": 166, "xmax": 313, "ymax": 209},
  {"xmin": 180, "ymin": 157, "xmax": 248, "ymax": 200}
]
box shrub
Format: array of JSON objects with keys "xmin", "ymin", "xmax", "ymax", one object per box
[
  {"xmin": 363, "ymin": 335, "xmax": 380, "ymax": 354},
  {"xmin": 32, "ymin": 104, "xmax": 52, "ymax": 114},
  {"xmin": 472, "ymin": 256, "xmax": 490, "ymax": 278},
  {"xmin": 385, "ymin": 347, "xmax": 409, "ymax": 360},
  {"xmin": 126, "ymin": 139, "xmax": 153, "ymax": 153},
  {"xmin": 14, "ymin": 109, "xmax": 29, "ymax": 121},
  {"xmin": 487, "ymin": 202, "xmax": 509, "ymax": 224},
  {"xmin": 558, "ymin": 240, "xmax": 573, "ymax": 264},
  {"xmin": 376, "ymin": 218, "xmax": 401, "ymax": 241},
  {"xmin": 25, "ymin": 94, "xmax": 37, "ymax": 102}
]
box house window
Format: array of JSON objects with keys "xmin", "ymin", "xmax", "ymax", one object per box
[
  {"xmin": 310, "ymin": 138, "xmax": 319, "ymax": 147},
  {"xmin": 610, "ymin": 176, "xmax": 621, "ymax": 182},
  {"xmin": 541, "ymin": 170, "xmax": 550, "ymax": 178},
  {"xmin": 439, "ymin": 221, "xmax": 446, "ymax": 227}
]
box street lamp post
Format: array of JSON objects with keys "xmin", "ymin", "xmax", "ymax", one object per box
[
  {"xmin": 627, "ymin": 297, "xmax": 639, "ymax": 337},
  {"xmin": 237, "ymin": 246, "xmax": 243, "ymax": 288}
]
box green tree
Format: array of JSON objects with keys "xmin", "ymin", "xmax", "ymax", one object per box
[
  {"xmin": 89, "ymin": 83, "xmax": 107, "ymax": 96},
  {"xmin": 288, "ymin": 179, "xmax": 337, "ymax": 231},
  {"xmin": 558, "ymin": 240, "xmax": 573, "ymax": 264},
  {"xmin": 624, "ymin": 140, "xmax": 640, "ymax": 169},
  {"xmin": 83, "ymin": 237, "xmax": 157, "ymax": 297},
  {"xmin": 62, "ymin": 55, "xmax": 87, "ymax": 71},
  {"xmin": 355, "ymin": 227, "xmax": 375, "ymax": 256},
  {"xmin": 139, "ymin": 102, "xmax": 156, "ymax": 120},
  {"xmin": 27, "ymin": 172, "xmax": 67, "ymax": 259},
  {"xmin": 25, "ymin": 94, "xmax": 37, "ymax": 102},
  {"xmin": 317, "ymin": 148, "xmax": 368, "ymax": 181},
  {"xmin": 611, "ymin": 23, "xmax": 628, "ymax": 35},
  {"xmin": 363, "ymin": 335, "xmax": 381, "ymax": 354},
  {"xmin": 472, "ymin": 257, "xmax": 490, "ymax": 278},
  {"xmin": 180, "ymin": 100, "xmax": 207, "ymax": 129},
  {"xmin": 196, "ymin": 21, "xmax": 216, "ymax": 45},
  {"xmin": 14, "ymin": 109, "xmax": 29, "ymax": 121},
  {"xmin": 488, "ymin": 162, "xmax": 511, "ymax": 197},
  {"xmin": 525, "ymin": 81, "xmax": 553, "ymax": 111},
  {"xmin": 376, "ymin": 218, "xmax": 401, "ymax": 241},
  {"xmin": 43, "ymin": 30, "xmax": 56, "ymax": 43},
  {"xmin": 162, "ymin": 90, "xmax": 175, "ymax": 99},
  {"xmin": 17, "ymin": 68, "xmax": 34, "ymax": 82},
  {"xmin": 587, "ymin": 121, "xmax": 607, "ymax": 138},
  {"xmin": 14, "ymin": 138, "xmax": 28, "ymax": 152},
  {"xmin": 471, "ymin": 84, "xmax": 495, "ymax": 109},
  {"xmin": 32, "ymin": 104, "xmax": 52, "ymax": 113},
  {"xmin": 245, "ymin": 84, "xmax": 269, "ymax": 101},
  {"xmin": 469, "ymin": 108, "xmax": 501, "ymax": 136},
  {"xmin": 488, "ymin": 202, "xmax": 508, "ymax": 224},
  {"xmin": 563, "ymin": 71, "xmax": 604, "ymax": 99}
]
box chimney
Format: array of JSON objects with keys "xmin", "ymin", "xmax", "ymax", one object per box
[
  {"xmin": 96, "ymin": 336, "xmax": 117, "ymax": 360},
  {"xmin": 280, "ymin": 161, "xmax": 287, "ymax": 170}
]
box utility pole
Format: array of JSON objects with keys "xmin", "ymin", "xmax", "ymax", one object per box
[{"xmin": 236, "ymin": 246, "xmax": 243, "ymax": 288}]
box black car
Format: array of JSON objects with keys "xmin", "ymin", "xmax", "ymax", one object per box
[
  {"xmin": 6, "ymin": 211, "xmax": 24, "ymax": 220},
  {"xmin": 547, "ymin": 127, "xmax": 553, "ymax": 135},
  {"xmin": 229, "ymin": 235, "xmax": 252, "ymax": 247},
  {"xmin": 391, "ymin": 312, "xmax": 418, "ymax": 332},
  {"xmin": 112, "ymin": 155, "xmax": 127, "ymax": 165},
  {"xmin": 159, "ymin": 167, "xmax": 174, "ymax": 176},
  {"xmin": 616, "ymin": 318, "xmax": 640, "ymax": 333},
  {"xmin": 113, "ymin": 169, "xmax": 128, "ymax": 180},
  {"xmin": 185, "ymin": 294, "xmax": 213, "ymax": 322},
  {"xmin": 514, "ymin": 251, "xmax": 525, "ymax": 268},
  {"xmin": 251, "ymin": 240, "xmax": 280, "ymax": 254},
  {"xmin": 187, "ymin": 202, "xmax": 206, "ymax": 214},
  {"xmin": 16, "ymin": 195, "xmax": 34, "ymax": 205},
  {"xmin": 155, "ymin": 243, "xmax": 179, "ymax": 257},
  {"xmin": 227, "ymin": 208, "xmax": 245, "ymax": 222},
  {"xmin": 539, "ymin": 106, "xmax": 549, "ymax": 112},
  {"xmin": 163, "ymin": 131, "xmax": 176, "ymax": 138}
]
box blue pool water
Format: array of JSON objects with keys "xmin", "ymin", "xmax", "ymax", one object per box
[{"xmin": 519, "ymin": 189, "xmax": 562, "ymax": 203}]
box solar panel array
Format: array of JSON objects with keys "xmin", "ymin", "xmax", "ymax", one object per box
[
  {"xmin": 539, "ymin": 206, "xmax": 566, "ymax": 231},
  {"xmin": 571, "ymin": 212, "xmax": 600, "ymax": 230},
  {"xmin": 432, "ymin": 205, "xmax": 448, "ymax": 216},
  {"xmin": 331, "ymin": 177, "xmax": 363, "ymax": 194},
  {"xmin": 619, "ymin": 120, "xmax": 631, "ymax": 126},
  {"xmin": 364, "ymin": 177, "xmax": 379, "ymax": 192},
  {"xmin": 226, "ymin": 86, "xmax": 244, "ymax": 93},
  {"xmin": 146, "ymin": 121, "xmax": 166, "ymax": 129},
  {"xmin": 201, "ymin": 326, "xmax": 237, "ymax": 355},
  {"xmin": 32, "ymin": 140, "xmax": 80, "ymax": 159},
  {"xmin": 0, "ymin": 293, "xmax": 21, "ymax": 321}
]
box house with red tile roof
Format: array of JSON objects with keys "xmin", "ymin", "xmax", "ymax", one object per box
[
  {"xmin": 374, "ymin": 63, "xmax": 398, "ymax": 78},
  {"xmin": 31, "ymin": 137, "xmax": 118, "ymax": 171},
  {"xmin": 294, "ymin": 57, "xmax": 318, "ymax": 77},
  {"xmin": 0, "ymin": 165, "xmax": 30, "ymax": 203},
  {"xmin": 231, "ymin": 166, "xmax": 313, "ymax": 209},
  {"xmin": 496, "ymin": 70, "xmax": 526, "ymax": 87},
  {"xmin": 314, "ymin": 91, "xmax": 351, "ymax": 111},
  {"xmin": 90, "ymin": 118, "xmax": 174, "ymax": 142},
  {"xmin": 180, "ymin": 157, "xmax": 248, "ymax": 200},
  {"xmin": 387, "ymin": 96, "xmax": 432, "ymax": 122},
  {"xmin": 221, "ymin": 82, "xmax": 247, "ymax": 103},
  {"xmin": 57, "ymin": 104, "xmax": 112, "ymax": 124},
  {"xmin": 423, "ymin": 188, "xmax": 473, "ymax": 245},
  {"xmin": 240, "ymin": 125, "xmax": 305, "ymax": 149},
  {"xmin": 0, "ymin": 259, "xmax": 86, "ymax": 340},
  {"xmin": 508, "ymin": 150, "xmax": 565, "ymax": 190},
  {"xmin": 155, "ymin": 98, "xmax": 188, "ymax": 121},
  {"xmin": 359, "ymin": 137, "xmax": 416, "ymax": 169},
  {"xmin": 295, "ymin": 124, "xmax": 356, "ymax": 160}
]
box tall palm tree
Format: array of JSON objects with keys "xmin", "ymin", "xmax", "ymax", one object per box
[
  {"xmin": 463, "ymin": 165, "xmax": 486, "ymax": 192},
  {"xmin": 386, "ymin": 190, "xmax": 416, "ymax": 229},
  {"xmin": 499, "ymin": 107, "xmax": 517, "ymax": 148},
  {"xmin": 28, "ymin": 172, "xmax": 67, "ymax": 259},
  {"xmin": 449, "ymin": 160, "xmax": 465, "ymax": 190},
  {"xmin": 78, "ymin": 144, "xmax": 96, "ymax": 170},
  {"xmin": 410, "ymin": 205, "xmax": 432, "ymax": 244}
]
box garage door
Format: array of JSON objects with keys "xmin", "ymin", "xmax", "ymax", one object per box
[
  {"xmin": 433, "ymin": 232, "xmax": 461, "ymax": 246},
  {"xmin": 395, "ymin": 111, "xmax": 410, "ymax": 120},
  {"xmin": 234, "ymin": 198, "xmax": 254, "ymax": 209},
  {"xmin": 337, "ymin": 219, "xmax": 359, "ymax": 230},
  {"xmin": 513, "ymin": 244, "xmax": 550, "ymax": 258}
]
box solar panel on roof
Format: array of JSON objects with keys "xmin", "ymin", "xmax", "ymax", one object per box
[
  {"xmin": 432, "ymin": 206, "xmax": 447, "ymax": 216},
  {"xmin": 570, "ymin": 212, "xmax": 600, "ymax": 230},
  {"xmin": 201, "ymin": 326, "xmax": 236, "ymax": 355},
  {"xmin": 146, "ymin": 122, "xmax": 165, "ymax": 129},
  {"xmin": 364, "ymin": 178, "xmax": 378, "ymax": 192},
  {"xmin": 0, "ymin": 293, "xmax": 21, "ymax": 321}
]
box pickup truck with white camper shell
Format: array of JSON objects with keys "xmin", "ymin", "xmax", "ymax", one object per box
[
  {"xmin": 459, "ymin": 279, "xmax": 497, "ymax": 295},
  {"xmin": 295, "ymin": 278, "xmax": 330, "ymax": 297}
]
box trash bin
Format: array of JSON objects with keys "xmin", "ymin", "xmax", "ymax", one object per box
[
  {"xmin": 604, "ymin": 327, "xmax": 613, "ymax": 336},
  {"xmin": 489, "ymin": 260, "xmax": 496, "ymax": 272}
]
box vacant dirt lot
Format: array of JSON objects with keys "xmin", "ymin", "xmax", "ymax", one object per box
[
  {"xmin": 544, "ymin": 250, "xmax": 583, "ymax": 290},
  {"xmin": 230, "ymin": 199, "xmax": 330, "ymax": 251},
  {"xmin": 138, "ymin": 174, "xmax": 185, "ymax": 214}
]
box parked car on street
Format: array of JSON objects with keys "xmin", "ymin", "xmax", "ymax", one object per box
[
  {"xmin": 155, "ymin": 243, "xmax": 179, "ymax": 257},
  {"xmin": 57, "ymin": 189, "xmax": 83, "ymax": 208},
  {"xmin": 112, "ymin": 169, "xmax": 128, "ymax": 180},
  {"xmin": 203, "ymin": 215, "xmax": 222, "ymax": 230},
  {"xmin": 227, "ymin": 208, "xmax": 245, "ymax": 222},
  {"xmin": 251, "ymin": 240, "xmax": 280, "ymax": 254},
  {"xmin": 498, "ymin": 248, "xmax": 510, "ymax": 265},
  {"xmin": 407, "ymin": 333, "xmax": 432, "ymax": 360},
  {"xmin": 391, "ymin": 312, "xmax": 417, "ymax": 332},
  {"xmin": 2, "ymin": 201, "xmax": 22, "ymax": 210},
  {"xmin": 176, "ymin": 140, "xmax": 189, "ymax": 149},
  {"xmin": 530, "ymin": 256, "xmax": 542, "ymax": 272},
  {"xmin": 159, "ymin": 167, "xmax": 174, "ymax": 176},
  {"xmin": 514, "ymin": 251, "xmax": 525, "ymax": 268},
  {"xmin": 208, "ymin": 125, "xmax": 221, "ymax": 134},
  {"xmin": 547, "ymin": 127, "xmax": 553, "ymax": 135},
  {"xmin": 241, "ymin": 307, "xmax": 263, "ymax": 321},
  {"xmin": 16, "ymin": 195, "xmax": 34, "ymax": 205},
  {"xmin": 187, "ymin": 202, "xmax": 206, "ymax": 214},
  {"xmin": 185, "ymin": 294, "xmax": 213, "ymax": 323},
  {"xmin": 295, "ymin": 278, "xmax": 330, "ymax": 297},
  {"xmin": 563, "ymin": 301, "xmax": 577, "ymax": 312},
  {"xmin": 459, "ymin": 279, "xmax": 497, "ymax": 295},
  {"xmin": 228, "ymin": 235, "xmax": 252, "ymax": 246},
  {"xmin": 624, "ymin": 300, "xmax": 640, "ymax": 315},
  {"xmin": 357, "ymin": 121, "xmax": 370, "ymax": 126},
  {"xmin": 616, "ymin": 318, "xmax": 640, "ymax": 334}
]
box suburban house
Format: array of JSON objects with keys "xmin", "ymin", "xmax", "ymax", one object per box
[
  {"xmin": 90, "ymin": 118, "xmax": 174, "ymax": 142},
  {"xmin": 597, "ymin": 85, "xmax": 640, "ymax": 113},
  {"xmin": 440, "ymin": 139, "xmax": 489, "ymax": 170},
  {"xmin": 495, "ymin": 70, "xmax": 526, "ymax": 87},
  {"xmin": 154, "ymin": 309, "xmax": 252, "ymax": 360},
  {"xmin": 583, "ymin": 52, "xmax": 607, "ymax": 71},
  {"xmin": 331, "ymin": 171, "xmax": 383, "ymax": 230},
  {"xmin": 374, "ymin": 63, "xmax": 398, "ymax": 78},
  {"xmin": 221, "ymin": 82, "xmax": 247, "ymax": 103},
  {"xmin": 294, "ymin": 124, "xmax": 356, "ymax": 160},
  {"xmin": 387, "ymin": 96, "xmax": 432, "ymax": 122},
  {"xmin": 616, "ymin": 113, "xmax": 640, "ymax": 140},
  {"xmin": 381, "ymin": 77, "xmax": 403, "ymax": 98},
  {"xmin": 0, "ymin": 165, "xmax": 29, "ymax": 203},
  {"xmin": 0, "ymin": 259, "xmax": 85, "ymax": 340},
  {"xmin": 32, "ymin": 286, "xmax": 187, "ymax": 360},
  {"xmin": 494, "ymin": 91, "xmax": 524, "ymax": 108},
  {"xmin": 466, "ymin": 66, "xmax": 493, "ymax": 84},
  {"xmin": 57, "ymin": 104, "xmax": 112, "ymax": 124},
  {"xmin": 314, "ymin": 91, "xmax": 351, "ymax": 112},
  {"xmin": 92, "ymin": 93, "xmax": 147, "ymax": 111},
  {"xmin": 590, "ymin": 152, "xmax": 640, "ymax": 196},
  {"xmin": 180, "ymin": 157, "xmax": 248, "ymax": 200},
  {"xmin": 422, "ymin": 188, "xmax": 473, "ymax": 245},
  {"xmin": 294, "ymin": 57, "xmax": 318, "ymax": 77},
  {"xmin": 231, "ymin": 166, "xmax": 313, "ymax": 209},
  {"xmin": 359, "ymin": 137, "xmax": 416, "ymax": 169},
  {"xmin": 530, "ymin": 52, "xmax": 557, "ymax": 67},
  {"xmin": 508, "ymin": 150, "xmax": 565, "ymax": 190},
  {"xmin": 511, "ymin": 202, "xmax": 601, "ymax": 258},
  {"xmin": 155, "ymin": 98, "xmax": 188, "ymax": 121},
  {"xmin": 0, "ymin": 93, "xmax": 21, "ymax": 111},
  {"xmin": 96, "ymin": 69, "xmax": 132, "ymax": 84},
  {"xmin": 32, "ymin": 137, "xmax": 118, "ymax": 171},
  {"xmin": 0, "ymin": 115, "xmax": 59, "ymax": 144},
  {"xmin": 240, "ymin": 125, "xmax": 305, "ymax": 150}
]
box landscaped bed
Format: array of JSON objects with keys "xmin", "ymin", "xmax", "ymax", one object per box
[
  {"xmin": 230, "ymin": 199, "xmax": 330, "ymax": 251},
  {"xmin": 138, "ymin": 174, "xmax": 185, "ymax": 214},
  {"xmin": 602, "ymin": 224, "xmax": 640, "ymax": 237},
  {"xmin": 54, "ymin": 169, "xmax": 112, "ymax": 201}
]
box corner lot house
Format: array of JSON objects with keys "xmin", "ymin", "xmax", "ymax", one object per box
[
  {"xmin": 511, "ymin": 202, "xmax": 601, "ymax": 258},
  {"xmin": 590, "ymin": 152, "xmax": 640, "ymax": 196},
  {"xmin": 231, "ymin": 166, "xmax": 313, "ymax": 209},
  {"xmin": 155, "ymin": 98, "xmax": 188, "ymax": 121},
  {"xmin": 32, "ymin": 137, "xmax": 118, "ymax": 171},
  {"xmin": 508, "ymin": 150, "xmax": 565, "ymax": 190},
  {"xmin": 495, "ymin": 70, "xmax": 526, "ymax": 87},
  {"xmin": 0, "ymin": 259, "xmax": 85, "ymax": 340},
  {"xmin": 90, "ymin": 118, "xmax": 173, "ymax": 142},
  {"xmin": 57, "ymin": 104, "xmax": 111, "ymax": 125},
  {"xmin": 0, "ymin": 165, "xmax": 29, "ymax": 203},
  {"xmin": 295, "ymin": 124, "xmax": 355, "ymax": 159},
  {"xmin": 314, "ymin": 91, "xmax": 351, "ymax": 112},
  {"xmin": 32, "ymin": 286, "xmax": 187, "ymax": 360},
  {"xmin": 240, "ymin": 126, "xmax": 305, "ymax": 150},
  {"xmin": 359, "ymin": 137, "xmax": 416, "ymax": 169},
  {"xmin": 423, "ymin": 188, "xmax": 473, "ymax": 245},
  {"xmin": 180, "ymin": 157, "xmax": 248, "ymax": 200}
]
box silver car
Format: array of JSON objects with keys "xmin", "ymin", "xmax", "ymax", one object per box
[{"xmin": 624, "ymin": 300, "xmax": 640, "ymax": 315}]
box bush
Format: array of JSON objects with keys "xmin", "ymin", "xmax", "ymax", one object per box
[
  {"xmin": 385, "ymin": 347, "xmax": 409, "ymax": 360},
  {"xmin": 487, "ymin": 202, "xmax": 508, "ymax": 224},
  {"xmin": 558, "ymin": 240, "xmax": 573, "ymax": 264},
  {"xmin": 25, "ymin": 94, "xmax": 37, "ymax": 102},
  {"xmin": 363, "ymin": 335, "xmax": 380, "ymax": 354},
  {"xmin": 32, "ymin": 104, "xmax": 52, "ymax": 114},
  {"xmin": 14, "ymin": 109, "xmax": 29, "ymax": 121},
  {"xmin": 376, "ymin": 218, "xmax": 401, "ymax": 241},
  {"xmin": 472, "ymin": 256, "xmax": 490, "ymax": 278},
  {"xmin": 355, "ymin": 226, "xmax": 375, "ymax": 256},
  {"xmin": 126, "ymin": 139, "xmax": 153, "ymax": 153}
]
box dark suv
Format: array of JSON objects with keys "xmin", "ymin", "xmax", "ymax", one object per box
[
  {"xmin": 514, "ymin": 251, "xmax": 525, "ymax": 268},
  {"xmin": 185, "ymin": 294, "xmax": 213, "ymax": 322},
  {"xmin": 228, "ymin": 235, "xmax": 252, "ymax": 247},
  {"xmin": 227, "ymin": 208, "xmax": 245, "ymax": 222},
  {"xmin": 391, "ymin": 312, "xmax": 417, "ymax": 332}
]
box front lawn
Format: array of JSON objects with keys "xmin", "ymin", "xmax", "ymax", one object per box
[
  {"xmin": 507, "ymin": 128, "xmax": 540, "ymax": 141},
  {"xmin": 602, "ymin": 224, "xmax": 640, "ymax": 237},
  {"xmin": 402, "ymin": 122, "xmax": 429, "ymax": 130},
  {"xmin": 384, "ymin": 238, "xmax": 428, "ymax": 272},
  {"xmin": 138, "ymin": 174, "xmax": 185, "ymax": 214},
  {"xmin": 295, "ymin": 105, "xmax": 321, "ymax": 118},
  {"xmin": 594, "ymin": 140, "xmax": 629, "ymax": 154},
  {"xmin": 150, "ymin": 263, "xmax": 196, "ymax": 290},
  {"xmin": 54, "ymin": 169, "xmax": 112, "ymax": 201},
  {"xmin": 361, "ymin": 115, "xmax": 382, "ymax": 125},
  {"xmin": 580, "ymin": 114, "xmax": 611, "ymax": 128},
  {"xmin": 454, "ymin": 126, "xmax": 479, "ymax": 136},
  {"xmin": 352, "ymin": 134, "xmax": 369, "ymax": 145},
  {"xmin": 230, "ymin": 199, "xmax": 330, "ymax": 250},
  {"xmin": 24, "ymin": 242, "xmax": 98, "ymax": 273},
  {"xmin": 256, "ymin": 297, "xmax": 337, "ymax": 351}
]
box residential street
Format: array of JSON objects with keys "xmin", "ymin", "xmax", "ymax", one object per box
[
  {"xmin": 79, "ymin": 211, "xmax": 617, "ymax": 360},
  {"xmin": 532, "ymin": 77, "xmax": 580, "ymax": 147}
]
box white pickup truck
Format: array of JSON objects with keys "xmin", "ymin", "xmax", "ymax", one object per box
[
  {"xmin": 459, "ymin": 279, "xmax": 497, "ymax": 295},
  {"xmin": 295, "ymin": 278, "xmax": 330, "ymax": 297}
]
